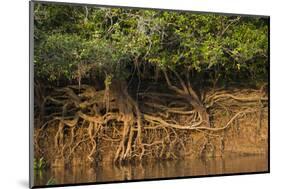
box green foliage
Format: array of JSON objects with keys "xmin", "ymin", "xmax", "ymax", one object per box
[
  {"xmin": 46, "ymin": 177, "xmax": 56, "ymax": 185},
  {"xmin": 104, "ymin": 74, "xmax": 112, "ymax": 87},
  {"xmin": 34, "ymin": 2, "xmax": 268, "ymax": 87},
  {"xmin": 34, "ymin": 157, "xmax": 46, "ymax": 170}
]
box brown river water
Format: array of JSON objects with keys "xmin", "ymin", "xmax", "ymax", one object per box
[{"xmin": 34, "ymin": 155, "xmax": 268, "ymax": 186}]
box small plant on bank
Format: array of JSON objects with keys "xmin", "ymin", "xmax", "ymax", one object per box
[
  {"xmin": 34, "ymin": 157, "xmax": 46, "ymax": 170},
  {"xmin": 46, "ymin": 177, "xmax": 56, "ymax": 185}
]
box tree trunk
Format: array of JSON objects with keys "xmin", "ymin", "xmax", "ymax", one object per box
[
  {"xmin": 163, "ymin": 69, "xmax": 211, "ymax": 128},
  {"xmin": 110, "ymin": 79, "xmax": 144, "ymax": 162}
]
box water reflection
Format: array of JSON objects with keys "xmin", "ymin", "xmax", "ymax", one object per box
[{"xmin": 34, "ymin": 155, "xmax": 268, "ymax": 186}]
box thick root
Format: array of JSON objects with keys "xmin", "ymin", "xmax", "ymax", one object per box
[{"xmin": 34, "ymin": 82, "xmax": 268, "ymax": 166}]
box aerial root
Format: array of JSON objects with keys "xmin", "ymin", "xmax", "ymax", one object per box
[{"xmin": 34, "ymin": 84, "xmax": 268, "ymax": 164}]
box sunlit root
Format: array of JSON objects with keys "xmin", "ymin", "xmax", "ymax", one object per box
[{"xmin": 34, "ymin": 82, "xmax": 268, "ymax": 165}]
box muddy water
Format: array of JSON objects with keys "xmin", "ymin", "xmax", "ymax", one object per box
[{"xmin": 34, "ymin": 155, "xmax": 268, "ymax": 186}]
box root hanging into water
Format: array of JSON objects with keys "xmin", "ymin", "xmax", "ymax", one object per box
[{"xmin": 34, "ymin": 79, "xmax": 268, "ymax": 166}]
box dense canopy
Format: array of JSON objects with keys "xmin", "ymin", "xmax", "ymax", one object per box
[{"xmin": 34, "ymin": 3, "xmax": 268, "ymax": 87}]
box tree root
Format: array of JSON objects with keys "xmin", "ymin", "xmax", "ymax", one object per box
[{"xmin": 34, "ymin": 82, "xmax": 268, "ymax": 166}]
